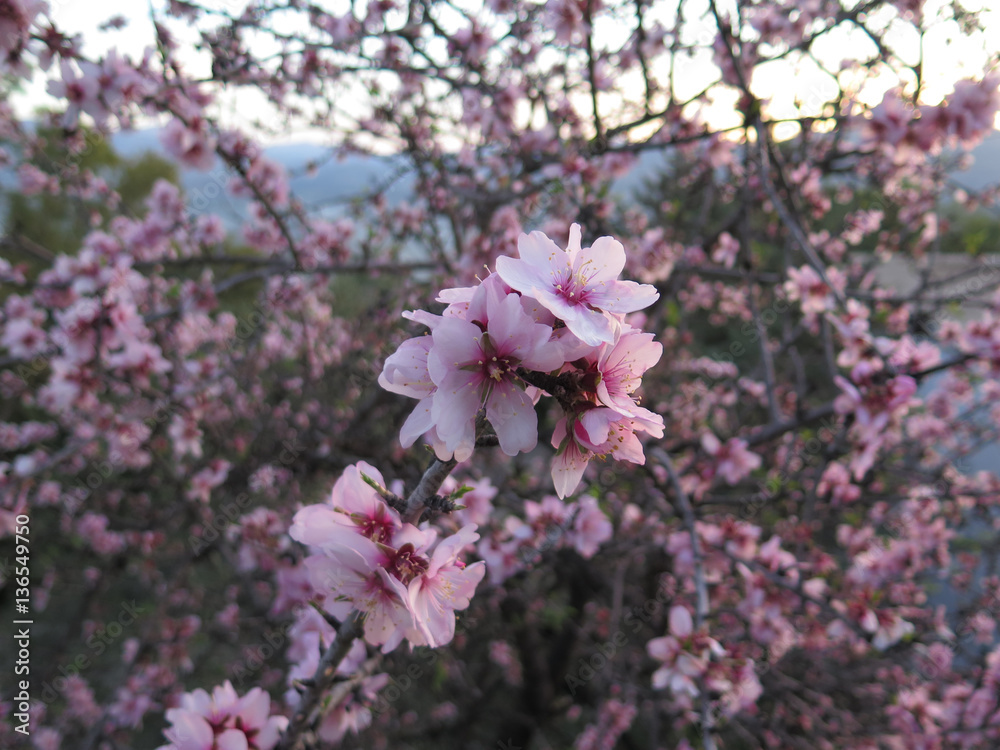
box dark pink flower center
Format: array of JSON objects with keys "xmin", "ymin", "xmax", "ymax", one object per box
[
  {"xmin": 385, "ymin": 542, "xmax": 429, "ymax": 584},
  {"xmin": 553, "ymin": 259, "xmax": 600, "ymax": 303},
  {"xmin": 66, "ymin": 81, "xmax": 87, "ymax": 103},
  {"xmin": 350, "ymin": 508, "xmax": 395, "ymax": 544},
  {"xmin": 473, "ymin": 333, "xmax": 516, "ymax": 382}
]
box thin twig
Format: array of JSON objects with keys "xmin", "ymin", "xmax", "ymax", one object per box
[
  {"xmin": 360, "ymin": 471, "xmax": 407, "ymax": 513},
  {"xmin": 648, "ymin": 447, "xmax": 718, "ymax": 750},
  {"xmin": 402, "ymin": 456, "xmax": 459, "ymax": 525},
  {"xmin": 276, "ymin": 611, "xmax": 365, "ymax": 750}
]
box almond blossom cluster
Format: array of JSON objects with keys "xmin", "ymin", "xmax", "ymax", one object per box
[
  {"xmin": 834, "ymin": 363, "xmax": 919, "ymax": 480},
  {"xmin": 646, "ymin": 605, "xmax": 762, "ymax": 719},
  {"xmin": 157, "ymin": 681, "xmax": 287, "ymax": 750},
  {"xmin": 477, "ymin": 494, "xmax": 614, "ymax": 585},
  {"xmin": 6, "ymin": 0, "xmax": 1000, "ymax": 748},
  {"xmin": 282, "ymin": 608, "xmax": 389, "ymax": 743},
  {"xmin": 0, "ymin": 0, "xmax": 45, "ymax": 72},
  {"xmin": 288, "ymin": 462, "xmax": 485, "ymax": 651},
  {"xmin": 864, "ymin": 72, "xmax": 1000, "ymax": 153},
  {"xmin": 379, "ymin": 224, "xmax": 664, "ymax": 498}
]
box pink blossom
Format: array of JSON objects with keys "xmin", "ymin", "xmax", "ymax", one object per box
[
  {"xmin": 569, "ymin": 496, "xmax": 612, "ymax": 558},
  {"xmin": 864, "ymin": 88, "xmax": 913, "ymax": 147},
  {"xmin": 711, "ymin": 232, "xmax": 740, "ymax": 268},
  {"xmin": 63, "ymin": 676, "xmax": 100, "ymax": 723},
  {"xmin": 834, "ymin": 371, "xmax": 918, "ymax": 479},
  {"xmin": 284, "ymin": 608, "xmax": 366, "ymax": 704},
  {"xmin": 670, "ymin": 605, "xmax": 693, "ymax": 638},
  {"xmin": 551, "ymin": 407, "xmax": 663, "ymax": 498},
  {"xmin": 757, "ymin": 535, "xmax": 798, "ymax": 579},
  {"xmin": 158, "ymin": 681, "xmax": 287, "ymax": 750},
  {"xmin": 488, "ymin": 640, "xmax": 523, "ymax": 685},
  {"xmin": 229, "ymin": 156, "xmax": 290, "ymax": 208},
  {"xmin": 1, "ymin": 316, "xmax": 47, "ymax": 358},
  {"xmin": 477, "ymin": 520, "xmax": 532, "ymax": 585},
  {"xmin": 448, "ymin": 23, "xmax": 494, "ymax": 63},
  {"xmin": 407, "ymin": 524, "xmax": 486, "ymax": 647},
  {"xmin": 291, "ymin": 463, "xmax": 485, "ymax": 651},
  {"xmin": 161, "ymin": 117, "xmax": 217, "ymax": 171},
  {"xmin": 18, "ymin": 163, "xmax": 53, "ymax": 194},
  {"xmin": 817, "ymin": 461, "xmax": 861, "ymax": 504},
  {"xmin": 193, "ymin": 214, "xmax": 227, "ymax": 247},
  {"xmin": 546, "ymin": 0, "xmax": 588, "ymax": 44},
  {"xmin": 496, "ymin": 224, "xmax": 659, "ymax": 346},
  {"xmin": 32, "ymin": 727, "xmax": 61, "ymax": 750},
  {"xmin": 378, "ymin": 335, "xmax": 439, "ymax": 452},
  {"xmin": 0, "ymin": 0, "xmax": 45, "ymax": 71},
  {"xmin": 46, "ymin": 59, "xmax": 100, "ymax": 128},
  {"xmin": 524, "ymin": 493, "xmax": 572, "ymax": 527},
  {"xmin": 871, "ymin": 611, "xmax": 915, "ymax": 651},
  {"xmin": 701, "ymin": 433, "xmax": 761, "ymax": 485},
  {"xmin": 289, "ymin": 461, "xmax": 401, "ymax": 548},
  {"xmin": 271, "ymin": 562, "xmax": 313, "ymax": 615},
  {"xmin": 428, "ymin": 284, "xmax": 562, "ymax": 459},
  {"xmin": 574, "ymin": 698, "xmax": 638, "ymax": 750},
  {"xmin": 110, "ymin": 676, "xmax": 159, "ymax": 728},
  {"xmin": 785, "ymin": 264, "xmax": 836, "ymax": 321},
  {"xmin": 315, "ymin": 674, "xmax": 388, "ymax": 743},
  {"xmin": 943, "ymin": 72, "xmax": 1000, "ymax": 144},
  {"xmin": 303, "ymin": 535, "xmax": 416, "ymax": 652},
  {"xmin": 647, "ymin": 606, "xmax": 725, "ymax": 700},
  {"xmin": 589, "ymin": 327, "xmax": 663, "ymax": 419},
  {"xmin": 169, "ymin": 414, "xmax": 204, "ymax": 460}
]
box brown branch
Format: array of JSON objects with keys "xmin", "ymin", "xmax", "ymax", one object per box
[
  {"xmin": 583, "ymin": 0, "xmax": 605, "ymax": 151},
  {"xmin": 647, "ymin": 446, "xmax": 718, "ymax": 750},
  {"xmin": 276, "ymin": 611, "xmax": 364, "ymax": 750},
  {"xmin": 402, "ymin": 455, "xmax": 459, "ymax": 525},
  {"xmin": 711, "ymin": 542, "xmax": 871, "ymax": 641}
]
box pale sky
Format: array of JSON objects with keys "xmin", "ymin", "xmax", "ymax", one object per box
[{"xmin": 14, "ymin": 0, "xmax": 1000, "ymax": 143}]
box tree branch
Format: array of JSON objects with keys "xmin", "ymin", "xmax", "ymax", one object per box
[
  {"xmin": 402, "ymin": 456, "xmax": 459, "ymax": 525},
  {"xmin": 276, "ymin": 610, "xmax": 365, "ymax": 750},
  {"xmin": 647, "ymin": 447, "xmax": 718, "ymax": 750}
]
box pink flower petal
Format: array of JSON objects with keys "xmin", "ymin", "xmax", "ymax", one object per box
[
  {"xmin": 486, "ymin": 381, "xmax": 538, "ymax": 456},
  {"xmin": 669, "ymin": 605, "xmax": 693, "ymax": 638}
]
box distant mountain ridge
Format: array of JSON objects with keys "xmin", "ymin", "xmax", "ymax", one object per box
[{"xmin": 56, "ymin": 127, "xmax": 1000, "ymax": 222}]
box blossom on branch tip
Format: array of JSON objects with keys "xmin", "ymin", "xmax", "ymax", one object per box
[
  {"xmin": 289, "ymin": 461, "xmax": 401, "ymax": 549},
  {"xmin": 290, "ymin": 463, "xmax": 484, "ymax": 651},
  {"xmin": 701, "ymin": 433, "xmax": 761, "ymax": 485},
  {"xmin": 496, "ymin": 224, "xmax": 659, "ymax": 346},
  {"xmin": 428, "ymin": 285, "xmax": 561, "ymax": 459},
  {"xmin": 158, "ymin": 681, "xmax": 287, "ymax": 750},
  {"xmin": 380, "ymin": 227, "xmax": 664, "ymax": 496},
  {"xmin": 551, "ymin": 407, "xmax": 664, "ymax": 498}
]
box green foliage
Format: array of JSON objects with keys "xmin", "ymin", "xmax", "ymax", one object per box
[
  {"xmin": 117, "ymin": 151, "xmax": 180, "ymax": 217},
  {"xmin": 2, "ymin": 126, "xmax": 179, "ymax": 270},
  {"xmin": 941, "ymin": 205, "xmax": 1000, "ymax": 255}
]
